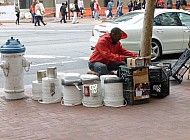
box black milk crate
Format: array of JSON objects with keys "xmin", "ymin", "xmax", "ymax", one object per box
[
  {"xmin": 118, "ymin": 66, "xmax": 150, "ymax": 105},
  {"xmin": 150, "ymin": 78, "xmax": 170, "ymax": 98},
  {"xmin": 123, "ymin": 83, "xmax": 150, "ymax": 105},
  {"xmin": 118, "ymin": 65, "xmax": 149, "ymax": 82},
  {"xmin": 172, "ymin": 48, "xmax": 190, "ymax": 83},
  {"xmin": 149, "ymin": 65, "xmax": 170, "ymax": 82},
  {"xmin": 151, "ymin": 62, "xmax": 172, "ymax": 77}
]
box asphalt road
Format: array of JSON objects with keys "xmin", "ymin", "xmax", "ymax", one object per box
[{"xmin": 0, "ymin": 22, "xmax": 180, "ymax": 89}]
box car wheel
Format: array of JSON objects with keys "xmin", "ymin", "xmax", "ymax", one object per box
[{"xmin": 151, "ymin": 39, "xmax": 162, "ymax": 61}]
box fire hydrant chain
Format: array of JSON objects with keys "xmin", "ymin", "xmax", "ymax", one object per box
[{"xmin": 24, "ymin": 65, "xmax": 30, "ymax": 72}]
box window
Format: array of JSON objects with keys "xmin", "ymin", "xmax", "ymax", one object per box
[
  {"xmin": 178, "ymin": 12, "xmax": 190, "ymax": 26},
  {"xmin": 156, "ymin": 12, "xmax": 182, "ymax": 26}
]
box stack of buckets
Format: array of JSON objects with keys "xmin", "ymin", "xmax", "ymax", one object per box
[
  {"xmin": 32, "ymin": 67, "xmax": 62, "ymax": 104},
  {"xmin": 32, "ymin": 69, "xmax": 126, "ymax": 107}
]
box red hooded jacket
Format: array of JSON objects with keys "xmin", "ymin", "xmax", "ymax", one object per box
[{"xmin": 89, "ymin": 33, "xmax": 138, "ymax": 65}]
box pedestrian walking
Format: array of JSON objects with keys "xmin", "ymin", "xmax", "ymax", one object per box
[
  {"xmin": 78, "ymin": 0, "xmax": 84, "ymax": 18},
  {"xmin": 15, "ymin": 3, "xmax": 20, "ymax": 25},
  {"xmin": 128, "ymin": 0, "xmax": 133, "ymax": 12},
  {"xmin": 60, "ymin": 2, "xmax": 67, "ymax": 23},
  {"xmin": 71, "ymin": 0, "xmax": 80, "ymax": 24},
  {"xmin": 157, "ymin": 0, "xmax": 165, "ymax": 8},
  {"xmin": 142, "ymin": 0, "xmax": 146, "ymax": 9},
  {"xmin": 30, "ymin": 2, "xmax": 36, "ymax": 23},
  {"xmin": 65, "ymin": 1, "xmax": 68, "ymax": 20},
  {"xmin": 176, "ymin": 0, "xmax": 181, "ymax": 9},
  {"xmin": 167, "ymin": 0, "xmax": 173, "ymax": 9},
  {"xmin": 133, "ymin": 0, "xmax": 138, "ymax": 10},
  {"xmin": 107, "ymin": 0, "xmax": 114, "ymax": 19},
  {"xmin": 116, "ymin": 1, "xmax": 123, "ymax": 17},
  {"xmin": 90, "ymin": 0, "xmax": 95, "ymax": 18},
  {"xmin": 180, "ymin": 0, "xmax": 187, "ymax": 10},
  {"xmin": 34, "ymin": 0, "xmax": 46, "ymax": 26},
  {"xmin": 137, "ymin": 0, "xmax": 142, "ymax": 10},
  {"xmin": 94, "ymin": 0, "xmax": 101, "ymax": 20}
]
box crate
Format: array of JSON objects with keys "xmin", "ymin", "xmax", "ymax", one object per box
[
  {"xmin": 123, "ymin": 83, "xmax": 150, "ymax": 105},
  {"xmin": 172, "ymin": 48, "xmax": 190, "ymax": 83},
  {"xmin": 151, "ymin": 62, "xmax": 172, "ymax": 77},
  {"xmin": 150, "ymin": 78, "xmax": 169, "ymax": 98},
  {"xmin": 118, "ymin": 66, "xmax": 149, "ymax": 82},
  {"xmin": 119, "ymin": 66, "xmax": 150, "ymax": 105}
]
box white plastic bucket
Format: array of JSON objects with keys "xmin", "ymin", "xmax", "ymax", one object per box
[
  {"xmin": 104, "ymin": 77, "xmax": 126, "ymax": 107},
  {"xmin": 100, "ymin": 75, "xmax": 117, "ymax": 98},
  {"xmin": 57, "ymin": 72, "xmax": 65, "ymax": 98},
  {"xmin": 41, "ymin": 77, "xmax": 62, "ymax": 104},
  {"xmin": 81, "ymin": 74, "xmax": 103, "ymax": 107},
  {"xmin": 61, "ymin": 73, "xmax": 82, "ymax": 106},
  {"xmin": 32, "ymin": 80, "xmax": 42, "ymax": 100}
]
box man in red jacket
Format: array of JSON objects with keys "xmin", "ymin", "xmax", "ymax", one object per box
[{"xmin": 88, "ymin": 27, "xmax": 138, "ymax": 76}]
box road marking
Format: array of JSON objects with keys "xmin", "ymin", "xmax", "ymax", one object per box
[
  {"xmin": 0, "ymin": 29, "xmax": 91, "ymax": 32},
  {"xmin": 31, "ymin": 61, "xmax": 76, "ymax": 67}
]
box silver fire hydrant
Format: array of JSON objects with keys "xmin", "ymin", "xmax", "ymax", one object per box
[{"xmin": 0, "ymin": 37, "xmax": 31, "ymax": 99}]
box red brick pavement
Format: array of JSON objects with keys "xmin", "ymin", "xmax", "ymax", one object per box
[{"xmin": 0, "ymin": 72, "xmax": 190, "ymax": 140}]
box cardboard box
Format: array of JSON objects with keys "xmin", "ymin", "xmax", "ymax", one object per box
[{"xmin": 127, "ymin": 57, "xmax": 145, "ymax": 67}]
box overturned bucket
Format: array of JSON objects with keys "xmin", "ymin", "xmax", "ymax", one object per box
[
  {"xmin": 103, "ymin": 77, "xmax": 126, "ymax": 107},
  {"xmin": 41, "ymin": 77, "xmax": 62, "ymax": 104},
  {"xmin": 61, "ymin": 73, "xmax": 82, "ymax": 106},
  {"xmin": 100, "ymin": 75, "xmax": 118, "ymax": 98},
  {"xmin": 80, "ymin": 74, "xmax": 103, "ymax": 107}
]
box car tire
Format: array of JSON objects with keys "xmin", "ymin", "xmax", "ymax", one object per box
[{"xmin": 151, "ymin": 39, "xmax": 162, "ymax": 61}]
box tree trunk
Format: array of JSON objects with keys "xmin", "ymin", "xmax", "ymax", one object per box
[{"xmin": 140, "ymin": 0, "xmax": 156, "ymax": 64}]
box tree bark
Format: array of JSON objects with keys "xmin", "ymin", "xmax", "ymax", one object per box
[{"xmin": 140, "ymin": 0, "xmax": 156, "ymax": 64}]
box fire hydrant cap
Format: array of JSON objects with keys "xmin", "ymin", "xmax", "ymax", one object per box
[{"xmin": 0, "ymin": 37, "xmax": 25, "ymax": 54}]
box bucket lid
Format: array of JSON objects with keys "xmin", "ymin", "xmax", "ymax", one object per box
[
  {"xmin": 61, "ymin": 79, "xmax": 82, "ymax": 86},
  {"xmin": 0, "ymin": 37, "xmax": 25, "ymax": 54},
  {"xmin": 80, "ymin": 74, "xmax": 99, "ymax": 81},
  {"xmin": 104, "ymin": 77, "xmax": 122, "ymax": 84}
]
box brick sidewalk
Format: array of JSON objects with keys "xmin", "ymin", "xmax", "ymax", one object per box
[{"xmin": 0, "ymin": 72, "xmax": 190, "ymax": 140}]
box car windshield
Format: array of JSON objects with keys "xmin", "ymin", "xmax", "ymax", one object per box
[{"xmin": 112, "ymin": 11, "xmax": 144, "ymax": 24}]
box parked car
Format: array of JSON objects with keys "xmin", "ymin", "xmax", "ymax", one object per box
[{"xmin": 90, "ymin": 9, "xmax": 190, "ymax": 60}]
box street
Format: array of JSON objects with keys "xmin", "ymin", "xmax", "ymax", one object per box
[
  {"xmin": 1, "ymin": 21, "xmax": 190, "ymax": 140},
  {"xmin": 0, "ymin": 23, "xmax": 95, "ymax": 89},
  {"xmin": 0, "ymin": 22, "xmax": 180, "ymax": 89}
]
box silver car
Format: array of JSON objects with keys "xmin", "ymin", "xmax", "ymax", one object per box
[{"xmin": 90, "ymin": 9, "xmax": 190, "ymax": 60}]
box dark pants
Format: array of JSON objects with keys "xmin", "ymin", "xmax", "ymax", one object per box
[
  {"xmin": 16, "ymin": 13, "xmax": 20, "ymax": 24},
  {"xmin": 107, "ymin": 10, "xmax": 112, "ymax": 18},
  {"xmin": 35, "ymin": 16, "xmax": 46, "ymax": 26},
  {"xmin": 60, "ymin": 14, "xmax": 66, "ymax": 23},
  {"xmin": 31, "ymin": 13, "xmax": 35, "ymax": 23},
  {"xmin": 88, "ymin": 61, "xmax": 126, "ymax": 76}
]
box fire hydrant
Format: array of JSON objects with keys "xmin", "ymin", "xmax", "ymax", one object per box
[{"xmin": 0, "ymin": 37, "xmax": 31, "ymax": 99}]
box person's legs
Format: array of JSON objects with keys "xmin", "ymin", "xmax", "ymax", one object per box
[
  {"xmin": 17, "ymin": 13, "xmax": 20, "ymax": 24},
  {"xmin": 32, "ymin": 13, "xmax": 35, "ymax": 23},
  {"xmin": 72, "ymin": 12, "xmax": 77, "ymax": 23},
  {"xmin": 63, "ymin": 14, "xmax": 66, "ymax": 23},
  {"xmin": 92, "ymin": 10, "xmax": 94, "ymax": 18},
  {"xmin": 16, "ymin": 14, "xmax": 19, "ymax": 24},
  {"xmin": 88, "ymin": 62, "xmax": 108, "ymax": 76},
  {"xmin": 107, "ymin": 61, "xmax": 126, "ymax": 71}
]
